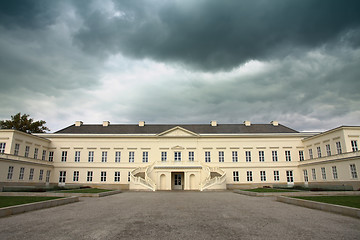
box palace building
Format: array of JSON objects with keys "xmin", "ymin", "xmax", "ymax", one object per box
[{"xmin": 0, "ymin": 121, "xmax": 359, "ymax": 191}]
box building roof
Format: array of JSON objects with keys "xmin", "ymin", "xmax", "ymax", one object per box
[{"xmin": 54, "ymin": 123, "xmax": 299, "ymax": 134}]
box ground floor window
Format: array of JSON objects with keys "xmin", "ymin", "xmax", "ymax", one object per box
[
  {"xmin": 321, "ymin": 167, "xmax": 326, "ymax": 180},
  {"xmin": 19, "ymin": 167, "xmax": 25, "ymax": 180},
  {"xmin": 311, "ymin": 169, "xmax": 316, "ymax": 180},
  {"xmin": 303, "ymin": 169, "xmax": 308, "ymax": 182},
  {"xmin": 233, "ymin": 171, "xmax": 239, "ymax": 182},
  {"xmin": 350, "ymin": 164, "xmax": 358, "ymax": 179},
  {"xmin": 260, "ymin": 171, "xmax": 266, "ymax": 181},
  {"xmin": 247, "ymin": 171, "xmax": 253, "ymax": 181},
  {"xmin": 46, "ymin": 170, "xmax": 51, "ymax": 183},
  {"xmin": 29, "ymin": 168, "xmax": 34, "ymax": 181},
  {"xmin": 115, "ymin": 171, "xmax": 120, "ymax": 182},
  {"xmin": 59, "ymin": 171, "xmax": 66, "ymax": 183},
  {"xmin": 273, "ymin": 170, "xmax": 279, "ymax": 181},
  {"xmin": 332, "ymin": 166, "xmax": 338, "ymax": 180},
  {"xmin": 7, "ymin": 166, "xmax": 14, "ymax": 180},
  {"xmin": 73, "ymin": 171, "xmax": 79, "ymax": 181},
  {"xmin": 101, "ymin": 171, "xmax": 107, "ymax": 182},
  {"xmin": 128, "ymin": 172, "xmax": 131, "ymax": 182},
  {"xmin": 87, "ymin": 171, "xmax": 93, "ymax": 182},
  {"xmin": 39, "ymin": 169, "xmax": 44, "ymax": 181},
  {"xmin": 286, "ymin": 170, "xmax": 293, "ymax": 183}
]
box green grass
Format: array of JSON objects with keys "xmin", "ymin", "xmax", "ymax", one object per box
[
  {"xmin": 56, "ymin": 188, "xmax": 113, "ymax": 193},
  {"xmin": 0, "ymin": 196, "xmax": 61, "ymax": 208},
  {"xmin": 243, "ymin": 188, "xmax": 297, "ymax": 192},
  {"xmin": 294, "ymin": 196, "xmax": 360, "ymax": 209}
]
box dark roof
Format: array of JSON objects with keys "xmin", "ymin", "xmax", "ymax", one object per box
[{"xmin": 54, "ymin": 124, "xmax": 298, "ymax": 134}]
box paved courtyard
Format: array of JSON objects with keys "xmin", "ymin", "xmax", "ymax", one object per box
[{"xmin": 0, "ymin": 191, "xmax": 359, "ymax": 240}]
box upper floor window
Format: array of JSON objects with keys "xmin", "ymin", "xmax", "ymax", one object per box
[
  {"xmin": 351, "ymin": 140, "xmax": 358, "ymax": 152},
  {"xmin": 245, "ymin": 151, "xmax": 251, "ymax": 162},
  {"xmin": 299, "ymin": 151, "xmax": 304, "ymax": 161},
  {"xmin": 232, "ymin": 151, "xmax": 238, "ymax": 162},
  {"xmin": 189, "ymin": 152, "xmax": 194, "ymax": 162},
  {"xmin": 0, "ymin": 142, "xmax": 6, "ymax": 153},
  {"xmin": 174, "ymin": 152, "xmax": 181, "ymax": 161},
  {"xmin": 14, "ymin": 143, "xmax": 20, "ymax": 156},
  {"xmin": 325, "ymin": 144, "xmax": 331, "ymax": 156},
  {"xmin": 161, "ymin": 152, "xmax": 167, "ymax": 162},
  {"xmin": 285, "ymin": 151, "xmax": 291, "ymax": 162},
  {"xmin": 115, "ymin": 151, "xmax": 121, "ymax": 162},
  {"xmin": 316, "ymin": 147, "xmax": 321, "ymax": 158},
  {"xmin": 350, "ymin": 164, "xmax": 358, "ymax": 179},
  {"xmin": 129, "ymin": 152, "xmax": 135, "ymax": 162},
  {"xmin": 34, "ymin": 148, "xmax": 39, "ymax": 159},
  {"xmin": 233, "ymin": 171, "xmax": 239, "ymax": 182},
  {"xmin": 260, "ymin": 171, "xmax": 266, "ymax": 181},
  {"xmin": 272, "ymin": 151, "xmax": 278, "ymax": 162},
  {"xmin": 336, "ymin": 141, "xmax": 342, "ymax": 154},
  {"xmin": 25, "ymin": 146, "xmax": 30, "ymax": 158},
  {"xmin": 258, "ymin": 151, "xmax": 264, "ymax": 162},
  {"xmin": 218, "ymin": 151, "xmax": 224, "ymax": 162},
  {"xmin": 205, "ymin": 151, "xmax": 211, "ymax": 162},
  {"xmin": 321, "ymin": 167, "xmax": 326, "ymax": 180},
  {"xmin": 102, "ymin": 151, "xmax": 107, "ymax": 162},
  {"xmin": 48, "ymin": 151, "xmax": 54, "ymax": 162},
  {"xmin": 309, "ymin": 149, "xmax": 313, "ymax": 159},
  {"xmin": 88, "ymin": 151, "xmax": 94, "ymax": 162},
  {"xmin": 42, "ymin": 150, "xmax": 46, "ymax": 160},
  {"xmin": 75, "ymin": 151, "xmax": 81, "ymax": 162},
  {"xmin": 143, "ymin": 151, "xmax": 148, "ymax": 163},
  {"xmin": 61, "ymin": 151, "xmax": 67, "ymax": 162}
]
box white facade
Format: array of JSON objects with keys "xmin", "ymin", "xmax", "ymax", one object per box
[{"xmin": 0, "ymin": 122, "xmax": 359, "ymax": 191}]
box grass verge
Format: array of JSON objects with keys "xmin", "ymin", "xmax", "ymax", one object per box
[
  {"xmin": 293, "ymin": 196, "xmax": 360, "ymax": 209},
  {"xmin": 0, "ymin": 196, "xmax": 61, "ymax": 208},
  {"xmin": 56, "ymin": 188, "xmax": 113, "ymax": 193},
  {"xmin": 243, "ymin": 188, "xmax": 298, "ymax": 192}
]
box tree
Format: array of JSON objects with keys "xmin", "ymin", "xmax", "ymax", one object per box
[{"xmin": 0, "ymin": 113, "xmax": 50, "ymax": 133}]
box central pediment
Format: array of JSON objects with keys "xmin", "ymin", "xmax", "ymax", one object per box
[{"xmin": 157, "ymin": 126, "xmax": 199, "ymax": 137}]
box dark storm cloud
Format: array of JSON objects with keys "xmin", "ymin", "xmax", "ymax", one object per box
[{"xmin": 73, "ymin": 0, "xmax": 360, "ymax": 71}]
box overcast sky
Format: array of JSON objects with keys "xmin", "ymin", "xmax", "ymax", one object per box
[{"xmin": 1, "ymin": 0, "xmax": 360, "ymax": 132}]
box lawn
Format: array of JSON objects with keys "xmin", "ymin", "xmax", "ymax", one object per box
[
  {"xmin": 0, "ymin": 196, "xmax": 61, "ymax": 208},
  {"xmin": 56, "ymin": 188, "xmax": 113, "ymax": 193},
  {"xmin": 243, "ymin": 188, "xmax": 297, "ymax": 192},
  {"xmin": 294, "ymin": 196, "xmax": 360, "ymax": 209}
]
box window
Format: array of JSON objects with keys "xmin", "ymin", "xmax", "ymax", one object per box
[
  {"xmin": 29, "ymin": 168, "xmax": 34, "ymax": 180},
  {"xmin": 46, "ymin": 170, "xmax": 51, "ymax": 183},
  {"xmin": 59, "ymin": 171, "xmax": 66, "ymax": 183},
  {"xmin": 232, "ymin": 151, "xmax": 238, "ymax": 162},
  {"xmin": 350, "ymin": 164, "xmax": 358, "ymax": 179},
  {"xmin": 259, "ymin": 151, "xmax": 264, "ymax": 162},
  {"xmin": 19, "ymin": 167, "xmax": 25, "ymax": 180},
  {"xmin": 321, "ymin": 167, "xmax": 326, "ymax": 180},
  {"xmin": 309, "ymin": 149, "xmax": 313, "ymax": 159},
  {"xmin": 311, "ymin": 168, "xmax": 316, "ymax": 180},
  {"xmin": 245, "ymin": 151, "xmax": 251, "ymax": 162},
  {"xmin": 73, "ymin": 171, "xmax": 79, "ymax": 181},
  {"xmin": 34, "ymin": 148, "xmax": 38, "ymax": 159},
  {"xmin": 39, "ymin": 169, "xmax": 44, "ymax": 181},
  {"xmin": 218, "ymin": 151, "xmax": 224, "ymax": 162},
  {"xmin": 299, "ymin": 151, "xmax": 304, "ymax": 161},
  {"xmin": 286, "ymin": 170, "xmax": 294, "ymax": 183},
  {"xmin": 188, "ymin": 152, "xmax": 194, "ymax": 162},
  {"xmin": 336, "ymin": 141, "xmax": 342, "ymax": 154},
  {"xmin": 7, "ymin": 166, "xmax": 14, "ymax": 180},
  {"xmin": 14, "ymin": 143, "xmax": 20, "ymax": 155},
  {"xmin": 174, "ymin": 152, "xmax": 181, "ymax": 161},
  {"xmin": 332, "ymin": 166, "xmax": 338, "ymax": 180},
  {"xmin": 161, "ymin": 152, "xmax": 167, "ymax": 162},
  {"xmin": 273, "ymin": 170, "xmax": 279, "ymax": 181},
  {"xmin": 87, "ymin": 171, "xmax": 93, "ymax": 182},
  {"xmin": 42, "ymin": 150, "xmax": 46, "ymax": 160},
  {"xmin": 48, "ymin": 151, "xmax": 54, "ymax": 162},
  {"xmin": 260, "ymin": 171, "xmax": 266, "ymax": 181},
  {"xmin": 351, "ymin": 140, "xmax": 358, "ymax": 152},
  {"xmin": 61, "ymin": 151, "xmax": 67, "ymax": 162},
  {"xmin": 115, "ymin": 151, "xmax": 121, "ymax": 162},
  {"xmin": 0, "ymin": 142, "xmax": 5, "ymax": 153},
  {"xmin": 303, "ymin": 169, "xmax": 308, "ymax": 182},
  {"xmin": 285, "ymin": 151, "xmax": 291, "ymax": 161},
  {"xmin": 88, "ymin": 151, "xmax": 94, "ymax": 162},
  {"xmin": 25, "ymin": 146, "xmax": 30, "ymax": 157},
  {"xmin": 101, "ymin": 171, "xmax": 107, "ymax": 182},
  {"xmin": 75, "ymin": 151, "xmax": 81, "ymax": 162},
  {"xmin": 326, "ymin": 144, "xmax": 331, "ymax": 156},
  {"xmin": 128, "ymin": 172, "xmax": 131, "ymax": 182},
  {"xmin": 205, "ymin": 151, "xmax": 211, "ymax": 162},
  {"xmin": 142, "ymin": 152, "xmax": 148, "ymax": 163},
  {"xmin": 317, "ymin": 147, "xmax": 321, "ymax": 158},
  {"xmin": 233, "ymin": 171, "xmax": 239, "ymax": 182},
  {"xmin": 246, "ymin": 171, "xmax": 253, "ymax": 181},
  {"xmin": 102, "ymin": 151, "xmax": 107, "ymax": 162},
  {"xmin": 115, "ymin": 171, "xmax": 121, "ymax": 182},
  {"xmin": 272, "ymin": 151, "xmax": 278, "ymax": 162},
  {"xmin": 129, "ymin": 152, "xmax": 134, "ymax": 162}
]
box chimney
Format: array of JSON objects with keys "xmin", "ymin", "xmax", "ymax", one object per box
[
  {"xmin": 103, "ymin": 121, "xmax": 110, "ymax": 127},
  {"xmin": 138, "ymin": 121, "xmax": 145, "ymax": 127},
  {"xmin": 271, "ymin": 121, "xmax": 279, "ymax": 126},
  {"xmin": 75, "ymin": 121, "xmax": 83, "ymax": 127},
  {"xmin": 244, "ymin": 121, "xmax": 251, "ymax": 127},
  {"xmin": 210, "ymin": 121, "xmax": 217, "ymax": 127}
]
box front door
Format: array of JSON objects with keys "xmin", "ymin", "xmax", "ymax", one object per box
[{"xmin": 172, "ymin": 172, "xmax": 183, "ymax": 190}]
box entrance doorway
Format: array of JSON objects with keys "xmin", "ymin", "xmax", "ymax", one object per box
[{"xmin": 171, "ymin": 172, "xmax": 184, "ymax": 190}]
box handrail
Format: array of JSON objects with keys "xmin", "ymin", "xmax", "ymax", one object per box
[
  {"xmin": 130, "ymin": 163, "xmax": 156, "ymax": 191},
  {"xmin": 200, "ymin": 165, "xmax": 226, "ymax": 191}
]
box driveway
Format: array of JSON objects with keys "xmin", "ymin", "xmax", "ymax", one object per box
[{"xmin": 0, "ymin": 191, "xmax": 359, "ymax": 239}]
